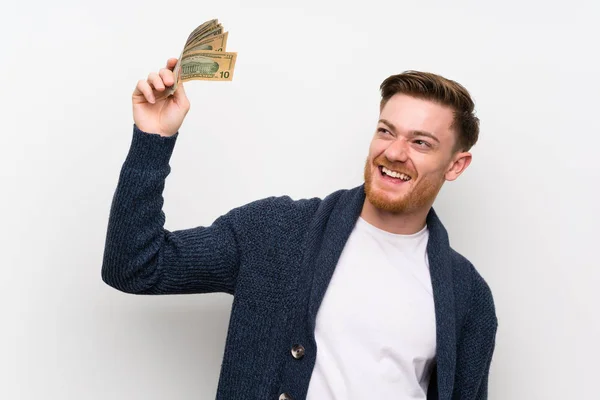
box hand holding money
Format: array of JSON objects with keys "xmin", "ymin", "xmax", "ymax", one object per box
[
  {"xmin": 167, "ymin": 19, "xmax": 238, "ymax": 95},
  {"xmin": 131, "ymin": 19, "xmax": 237, "ymax": 137},
  {"xmin": 132, "ymin": 58, "xmax": 190, "ymax": 137}
]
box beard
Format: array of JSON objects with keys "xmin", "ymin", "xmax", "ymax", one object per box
[{"xmin": 363, "ymin": 155, "xmax": 445, "ymax": 214}]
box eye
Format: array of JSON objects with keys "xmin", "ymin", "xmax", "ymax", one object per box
[
  {"xmin": 377, "ymin": 127, "xmax": 391, "ymax": 135},
  {"xmin": 414, "ymin": 139, "xmax": 432, "ymax": 148}
]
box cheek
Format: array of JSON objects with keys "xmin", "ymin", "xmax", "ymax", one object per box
[
  {"xmin": 416, "ymin": 162, "xmax": 448, "ymax": 180},
  {"xmin": 368, "ymin": 141, "xmax": 387, "ymax": 159},
  {"xmin": 410, "ymin": 156, "xmax": 443, "ymax": 177}
]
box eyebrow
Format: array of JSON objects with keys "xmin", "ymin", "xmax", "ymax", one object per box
[{"xmin": 378, "ymin": 118, "xmax": 440, "ymax": 143}]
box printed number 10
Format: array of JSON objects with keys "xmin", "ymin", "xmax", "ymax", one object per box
[{"xmin": 220, "ymin": 71, "xmax": 230, "ymax": 78}]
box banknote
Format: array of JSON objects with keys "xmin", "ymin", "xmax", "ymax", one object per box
[
  {"xmin": 166, "ymin": 19, "xmax": 237, "ymax": 95},
  {"xmin": 183, "ymin": 28, "xmax": 228, "ymax": 51},
  {"xmin": 185, "ymin": 19, "xmax": 215, "ymax": 41},
  {"xmin": 184, "ymin": 32, "xmax": 228, "ymax": 53},
  {"xmin": 179, "ymin": 50, "xmax": 237, "ymax": 82},
  {"xmin": 186, "ymin": 25, "xmax": 223, "ymax": 48},
  {"xmin": 186, "ymin": 20, "xmax": 219, "ymax": 45}
]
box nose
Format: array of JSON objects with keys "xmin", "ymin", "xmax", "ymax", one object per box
[{"xmin": 383, "ymin": 137, "xmax": 409, "ymax": 163}]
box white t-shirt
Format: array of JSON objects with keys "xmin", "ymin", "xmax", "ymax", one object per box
[{"xmin": 306, "ymin": 217, "xmax": 437, "ymax": 400}]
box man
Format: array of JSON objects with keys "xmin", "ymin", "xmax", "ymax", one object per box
[{"xmin": 102, "ymin": 57, "xmax": 497, "ymax": 400}]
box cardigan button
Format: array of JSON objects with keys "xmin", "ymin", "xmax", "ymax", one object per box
[
  {"xmin": 291, "ymin": 344, "xmax": 305, "ymax": 359},
  {"xmin": 279, "ymin": 393, "xmax": 294, "ymax": 400}
]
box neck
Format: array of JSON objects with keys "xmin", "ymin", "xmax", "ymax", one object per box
[{"xmin": 360, "ymin": 199, "xmax": 429, "ymax": 235}]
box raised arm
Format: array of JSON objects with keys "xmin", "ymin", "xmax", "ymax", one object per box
[{"xmin": 101, "ymin": 58, "xmax": 239, "ymax": 295}]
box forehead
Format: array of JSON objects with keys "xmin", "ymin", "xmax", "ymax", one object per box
[{"xmin": 380, "ymin": 94, "xmax": 455, "ymax": 142}]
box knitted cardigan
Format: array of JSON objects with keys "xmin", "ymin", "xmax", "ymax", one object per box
[{"xmin": 102, "ymin": 125, "xmax": 498, "ymax": 400}]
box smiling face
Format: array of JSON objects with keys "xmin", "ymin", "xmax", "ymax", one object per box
[{"xmin": 364, "ymin": 93, "xmax": 470, "ymax": 215}]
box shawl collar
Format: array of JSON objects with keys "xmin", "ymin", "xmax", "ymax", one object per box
[{"xmin": 306, "ymin": 184, "xmax": 457, "ymax": 399}]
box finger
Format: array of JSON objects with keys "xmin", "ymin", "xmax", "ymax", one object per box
[
  {"xmin": 166, "ymin": 58, "xmax": 178, "ymax": 71},
  {"xmin": 147, "ymin": 72, "xmax": 165, "ymax": 92},
  {"xmin": 133, "ymin": 80, "xmax": 155, "ymax": 104},
  {"xmin": 159, "ymin": 68, "xmax": 174, "ymax": 87}
]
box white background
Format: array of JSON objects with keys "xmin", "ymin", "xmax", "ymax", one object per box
[{"xmin": 2, "ymin": 0, "xmax": 599, "ymax": 399}]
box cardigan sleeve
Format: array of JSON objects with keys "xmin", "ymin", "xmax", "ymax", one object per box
[
  {"xmin": 453, "ymin": 272, "xmax": 498, "ymax": 399},
  {"xmin": 101, "ymin": 125, "xmax": 240, "ymax": 295}
]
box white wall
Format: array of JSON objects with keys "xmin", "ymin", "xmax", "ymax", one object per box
[{"xmin": 2, "ymin": 0, "xmax": 599, "ymax": 398}]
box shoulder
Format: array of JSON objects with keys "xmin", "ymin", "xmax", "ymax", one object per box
[
  {"xmin": 449, "ymin": 248, "xmax": 498, "ymax": 327},
  {"xmin": 231, "ymin": 186, "xmax": 355, "ymax": 222},
  {"xmin": 224, "ymin": 193, "xmax": 323, "ymax": 232},
  {"xmin": 237, "ymin": 194, "xmax": 322, "ymax": 216}
]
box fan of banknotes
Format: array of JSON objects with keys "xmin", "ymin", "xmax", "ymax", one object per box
[{"xmin": 167, "ymin": 19, "xmax": 238, "ymax": 95}]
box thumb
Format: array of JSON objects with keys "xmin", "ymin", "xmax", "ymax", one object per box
[{"xmin": 174, "ymin": 81, "xmax": 189, "ymax": 106}]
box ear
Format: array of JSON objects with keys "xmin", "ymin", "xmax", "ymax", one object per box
[{"xmin": 445, "ymin": 151, "xmax": 472, "ymax": 181}]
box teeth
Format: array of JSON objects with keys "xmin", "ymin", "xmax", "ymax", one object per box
[{"xmin": 382, "ymin": 167, "xmax": 411, "ymax": 181}]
